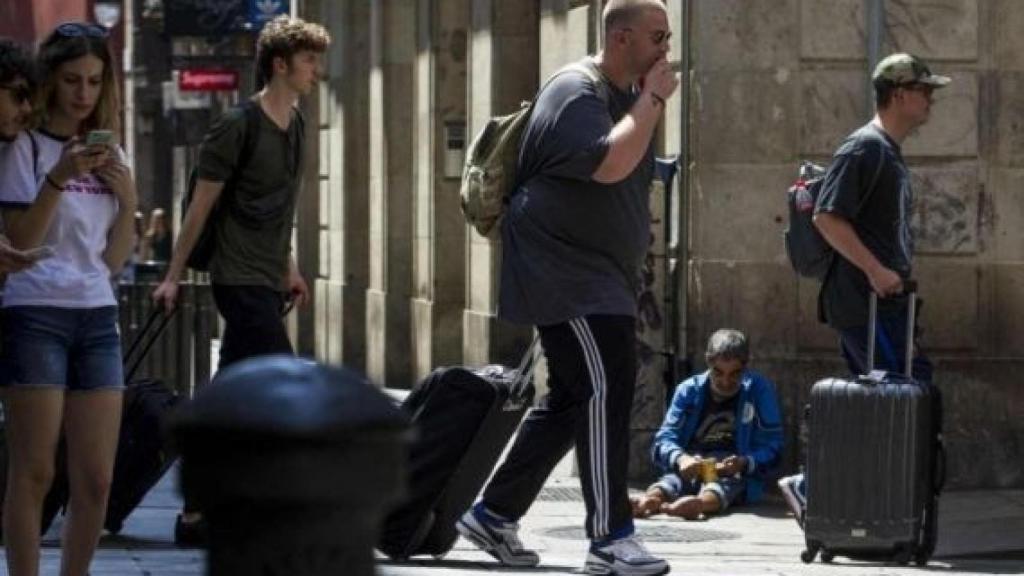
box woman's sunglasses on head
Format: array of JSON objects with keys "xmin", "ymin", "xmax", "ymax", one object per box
[{"xmin": 55, "ymin": 22, "xmax": 109, "ymax": 39}]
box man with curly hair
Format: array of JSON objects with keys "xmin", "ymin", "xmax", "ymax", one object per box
[{"xmin": 151, "ymin": 15, "xmax": 330, "ymax": 546}]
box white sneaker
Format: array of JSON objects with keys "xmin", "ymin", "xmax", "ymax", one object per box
[
  {"xmin": 778, "ymin": 473, "xmax": 807, "ymax": 528},
  {"xmin": 584, "ymin": 535, "xmax": 669, "ymax": 575},
  {"xmin": 456, "ymin": 506, "xmax": 540, "ymax": 567}
]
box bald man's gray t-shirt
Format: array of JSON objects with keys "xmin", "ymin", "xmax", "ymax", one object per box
[{"xmin": 499, "ymin": 59, "xmax": 654, "ymax": 326}]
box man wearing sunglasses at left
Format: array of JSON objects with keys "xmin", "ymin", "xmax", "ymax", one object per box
[{"xmin": 0, "ymin": 37, "xmax": 40, "ymax": 274}]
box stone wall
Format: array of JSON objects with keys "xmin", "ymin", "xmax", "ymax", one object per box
[
  {"xmin": 297, "ymin": 0, "xmax": 1024, "ymax": 489},
  {"xmin": 686, "ymin": 0, "xmax": 1024, "ymax": 488}
]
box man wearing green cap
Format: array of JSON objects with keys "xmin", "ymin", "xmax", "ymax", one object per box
[
  {"xmin": 777, "ymin": 53, "xmax": 950, "ymax": 526},
  {"xmin": 814, "ymin": 52, "xmax": 949, "ymax": 381}
]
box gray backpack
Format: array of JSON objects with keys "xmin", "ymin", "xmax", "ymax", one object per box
[{"xmin": 784, "ymin": 157, "xmax": 883, "ymax": 280}]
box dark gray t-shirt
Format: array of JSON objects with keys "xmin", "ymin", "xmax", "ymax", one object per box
[
  {"xmin": 815, "ymin": 122, "xmax": 912, "ymax": 329},
  {"xmin": 499, "ymin": 59, "xmax": 654, "ymax": 326},
  {"xmin": 198, "ymin": 104, "xmax": 302, "ymax": 289}
]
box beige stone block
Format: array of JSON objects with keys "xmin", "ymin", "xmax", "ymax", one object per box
[
  {"xmin": 691, "ymin": 164, "xmax": 792, "ymax": 261},
  {"xmin": 995, "ymin": 0, "xmax": 1024, "ymax": 70},
  {"xmin": 319, "ymin": 229, "xmax": 331, "ymax": 278},
  {"xmin": 494, "ymin": 0, "xmax": 538, "ymax": 36},
  {"xmin": 633, "ymin": 353, "xmax": 667, "ymax": 430},
  {"xmin": 801, "ymin": 0, "xmax": 865, "ymax": 60},
  {"xmin": 796, "ymin": 276, "xmax": 836, "ymax": 351},
  {"xmin": 993, "ymin": 265, "xmax": 1024, "ymax": 356},
  {"xmin": 432, "ymin": 295, "xmax": 465, "ymax": 368},
  {"xmin": 467, "ymin": 240, "xmax": 498, "ymax": 310},
  {"xmin": 695, "ymin": 0, "xmax": 799, "ymax": 70},
  {"xmin": 884, "ymin": 0, "xmax": 978, "ymax": 61},
  {"xmin": 688, "ymin": 261, "xmax": 798, "ymax": 357},
  {"xmin": 435, "ymin": 224, "xmax": 466, "ymax": 298},
  {"xmin": 695, "ymin": 71, "xmax": 798, "ymax": 163},
  {"xmin": 461, "ymin": 309, "xmax": 532, "ymax": 367},
  {"xmin": 994, "ymin": 72, "xmax": 1024, "ymax": 168},
  {"xmin": 365, "ymin": 288, "xmax": 413, "ymax": 388},
  {"xmin": 908, "ymin": 161, "xmax": 979, "ymax": 254},
  {"xmin": 628, "ymin": 430, "xmax": 658, "ymax": 481},
  {"xmin": 493, "ymin": 37, "xmax": 540, "ymax": 112},
  {"xmin": 989, "ymin": 169, "xmax": 1024, "ymax": 261},
  {"xmin": 913, "ymin": 260, "xmax": 979, "ymax": 350},
  {"xmin": 800, "ymin": 68, "xmax": 869, "ymax": 156},
  {"xmin": 411, "ymin": 297, "xmax": 434, "ymax": 381},
  {"xmin": 338, "ymin": 281, "xmax": 367, "ymax": 372},
  {"xmin": 314, "ymin": 278, "xmax": 330, "ymax": 364},
  {"xmin": 366, "ymin": 289, "xmax": 387, "ymax": 385},
  {"xmin": 902, "ymin": 71, "xmax": 978, "ymax": 158},
  {"xmin": 565, "ymin": 3, "xmax": 591, "ymax": 61}
]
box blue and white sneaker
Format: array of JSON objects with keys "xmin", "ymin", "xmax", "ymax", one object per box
[
  {"xmin": 584, "ymin": 535, "xmax": 669, "ymax": 575},
  {"xmin": 778, "ymin": 473, "xmax": 807, "ymax": 528},
  {"xmin": 456, "ymin": 504, "xmax": 540, "ymax": 567}
]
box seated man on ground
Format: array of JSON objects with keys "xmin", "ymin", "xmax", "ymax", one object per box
[{"xmin": 631, "ymin": 329, "xmax": 784, "ymax": 520}]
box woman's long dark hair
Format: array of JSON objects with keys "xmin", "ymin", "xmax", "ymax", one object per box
[{"xmin": 33, "ymin": 23, "xmax": 120, "ymax": 135}]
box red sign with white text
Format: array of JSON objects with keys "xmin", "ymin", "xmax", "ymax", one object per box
[{"xmin": 179, "ymin": 69, "xmax": 240, "ymax": 92}]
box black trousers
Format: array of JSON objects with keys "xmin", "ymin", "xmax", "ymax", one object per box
[
  {"xmin": 211, "ymin": 283, "xmax": 293, "ymax": 371},
  {"xmin": 482, "ymin": 314, "xmax": 636, "ymax": 541},
  {"xmin": 183, "ymin": 284, "xmax": 293, "ymax": 514}
]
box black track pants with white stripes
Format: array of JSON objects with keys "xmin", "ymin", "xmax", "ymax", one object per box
[{"xmin": 482, "ymin": 314, "xmax": 636, "ymax": 541}]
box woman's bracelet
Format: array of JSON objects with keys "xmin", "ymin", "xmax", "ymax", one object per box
[{"xmin": 45, "ymin": 173, "xmax": 65, "ymax": 191}]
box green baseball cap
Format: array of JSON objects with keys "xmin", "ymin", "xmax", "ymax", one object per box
[{"xmin": 872, "ymin": 53, "xmax": 951, "ymax": 87}]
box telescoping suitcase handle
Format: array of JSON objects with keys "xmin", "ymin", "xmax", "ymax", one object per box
[
  {"xmin": 866, "ymin": 278, "xmax": 917, "ymax": 377},
  {"xmin": 123, "ymin": 307, "xmax": 178, "ymax": 382}
]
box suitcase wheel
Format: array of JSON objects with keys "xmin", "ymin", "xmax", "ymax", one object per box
[
  {"xmin": 800, "ymin": 548, "xmax": 816, "ymax": 564},
  {"xmin": 894, "ymin": 548, "xmax": 912, "ymax": 566},
  {"xmin": 820, "ymin": 552, "xmax": 834, "ymax": 564}
]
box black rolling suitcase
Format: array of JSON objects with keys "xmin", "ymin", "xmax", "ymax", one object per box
[
  {"xmin": 103, "ymin": 309, "xmax": 183, "ymax": 533},
  {"xmin": 378, "ymin": 339, "xmax": 539, "ymax": 560},
  {"xmin": 43, "ymin": 309, "xmax": 183, "ymax": 535},
  {"xmin": 803, "ymin": 282, "xmax": 945, "ymax": 566}
]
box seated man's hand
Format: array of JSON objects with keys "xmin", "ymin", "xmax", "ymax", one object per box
[
  {"xmin": 717, "ymin": 455, "xmax": 748, "ymax": 477},
  {"xmin": 630, "ymin": 488, "xmax": 666, "ymax": 519},
  {"xmin": 676, "ymin": 454, "xmax": 703, "ymax": 481}
]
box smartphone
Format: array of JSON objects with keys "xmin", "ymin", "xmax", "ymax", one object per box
[
  {"xmin": 23, "ymin": 245, "xmax": 55, "ymax": 261},
  {"xmin": 85, "ymin": 129, "xmax": 114, "ymax": 147}
]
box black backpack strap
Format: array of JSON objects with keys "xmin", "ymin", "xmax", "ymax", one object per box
[{"xmin": 234, "ymin": 99, "xmax": 263, "ymax": 181}]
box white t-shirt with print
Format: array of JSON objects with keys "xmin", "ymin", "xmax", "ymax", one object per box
[{"xmin": 0, "ymin": 129, "xmax": 121, "ymax": 308}]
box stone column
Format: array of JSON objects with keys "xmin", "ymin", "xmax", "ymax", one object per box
[
  {"xmin": 410, "ymin": 0, "xmax": 469, "ymax": 380},
  {"xmin": 303, "ymin": 0, "xmax": 371, "ymax": 371},
  {"xmin": 463, "ymin": 0, "xmax": 538, "ymax": 367},
  {"xmin": 367, "ymin": 0, "xmax": 416, "ymax": 387}
]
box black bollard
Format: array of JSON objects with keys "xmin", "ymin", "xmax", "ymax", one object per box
[{"xmin": 171, "ymin": 356, "xmax": 409, "ymax": 576}]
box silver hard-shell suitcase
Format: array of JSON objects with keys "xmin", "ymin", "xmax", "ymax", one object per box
[{"xmin": 803, "ymin": 282, "xmax": 945, "ymax": 565}]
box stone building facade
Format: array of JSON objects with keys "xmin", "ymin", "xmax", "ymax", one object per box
[{"xmin": 290, "ymin": 0, "xmax": 1024, "ymax": 490}]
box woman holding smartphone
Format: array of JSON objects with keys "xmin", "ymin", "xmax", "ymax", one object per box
[{"xmin": 0, "ymin": 22, "xmax": 136, "ymax": 576}]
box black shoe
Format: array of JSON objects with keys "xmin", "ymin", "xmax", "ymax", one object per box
[{"xmin": 174, "ymin": 514, "xmax": 209, "ymax": 548}]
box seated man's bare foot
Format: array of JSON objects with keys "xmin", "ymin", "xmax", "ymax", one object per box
[
  {"xmin": 660, "ymin": 495, "xmax": 705, "ymax": 520},
  {"xmin": 631, "ymin": 491, "xmax": 665, "ymax": 518}
]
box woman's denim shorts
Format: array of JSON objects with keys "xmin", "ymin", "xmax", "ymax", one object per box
[{"xmin": 0, "ymin": 306, "xmax": 124, "ymax": 391}]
